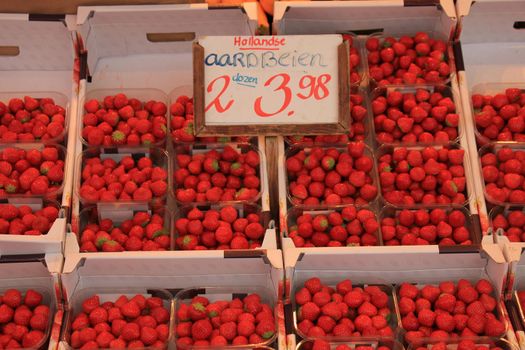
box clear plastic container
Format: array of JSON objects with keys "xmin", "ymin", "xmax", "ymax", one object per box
[
  {"xmin": 0, "ymin": 91, "xmax": 69, "ymax": 145},
  {"xmin": 376, "ymin": 142, "xmax": 470, "ymax": 208},
  {"xmin": 172, "ymin": 142, "xmax": 265, "ymax": 206},
  {"xmin": 0, "ymin": 286, "xmax": 56, "ymax": 350},
  {"xmin": 77, "ymin": 204, "xmax": 173, "ymax": 251},
  {"xmin": 470, "ymin": 83, "xmax": 525, "ymax": 147},
  {"xmin": 378, "ymin": 205, "xmax": 478, "ymax": 246},
  {"xmin": 0, "ymin": 143, "xmax": 67, "ymax": 200},
  {"xmin": 173, "ymin": 203, "xmax": 267, "ymax": 250},
  {"xmin": 0, "ymin": 199, "xmax": 61, "ymax": 236},
  {"xmin": 286, "ymin": 206, "xmax": 382, "ymax": 247},
  {"xmin": 395, "ymin": 279, "xmax": 506, "ymax": 343},
  {"xmin": 173, "ymin": 286, "xmax": 277, "ymax": 349},
  {"xmin": 75, "ymin": 146, "xmax": 170, "ymax": 205},
  {"xmin": 363, "ymin": 32, "xmax": 452, "ymax": 88},
  {"xmin": 169, "ymin": 85, "xmax": 254, "ymax": 145},
  {"xmin": 296, "ymin": 339, "xmax": 405, "ymax": 350},
  {"xmin": 478, "ymin": 143, "xmax": 525, "ymax": 206},
  {"xmin": 285, "ymin": 143, "xmax": 380, "ymax": 208},
  {"xmin": 79, "ymin": 88, "xmax": 169, "ymax": 148},
  {"xmin": 370, "ymin": 84, "xmax": 462, "ymax": 146},
  {"xmin": 62, "ymin": 287, "xmax": 174, "ymax": 350},
  {"xmin": 291, "ymin": 277, "xmax": 400, "ymax": 341},
  {"xmin": 285, "ymin": 89, "xmax": 368, "ymax": 146},
  {"xmin": 407, "ymin": 338, "xmax": 517, "ymax": 350}
]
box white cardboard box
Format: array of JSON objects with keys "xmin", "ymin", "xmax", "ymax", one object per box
[{"xmin": 0, "ymin": 14, "xmax": 77, "ymax": 254}]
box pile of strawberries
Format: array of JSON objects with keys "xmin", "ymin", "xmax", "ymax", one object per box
[
  {"xmin": 0, "ymin": 96, "xmax": 66, "ymax": 143},
  {"xmin": 174, "ymin": 206, "xmax": 264, "ymax": 250},
  {"xmin": 372, "ymin": 87, "xmax": 459, "ymax": 144},
  {"xmin": 491, "ymin": 209, "xmax": 525, "ymax": 242},
  {"xmin": 175, "ymin": 293, "xmax": 275, "ymax": 348},
  {"xmin": 174, "ymin": 145, "xmax": 261, "ymax": 203},
  {"xmin": 0, "ymin": 146, "xmax": 64, "ymax": 198},
  {"xmin": 381, "ymin": 208, "xmax": 471, "ymax": 246},
  {"xmin": 287, "ymin": 94, "xmax": 368, "ymax": 145},
  {"xmin": 79, "ymin": 210, "xmax": 170, "ymax": 252},
  {"xmin": 82, "ymin": 93, "xmax": 168, "ymax": 147},
  {"xmin": 309, "ymin": 340, "xmax": 392, "ymax": 350},
  {"xmin": 397, "ymin": 279, "xmax": 505, "ymax": 343},
  {"xmin": 472, "ymin": 88, "xmax": 525, "ymax": 143},
  {"xmin": 482, "ymin": 146, "xmax": 525, "ymax": 204},
  {"xmin": 288, "ymin": 207, "xmax": 379, "ymax": 247},
  {"xmin": 79, "ymin": 154, "xmax": 168, "ymax": 203},
  {"xmin": 342, "ymin": 35, "xmax": 362, "ymax": 85},
  {"xmin": 0, "ymin": 203, "xmax": 59, "ymax": 236},
  {"xmin": 69, "ymin": 294, "xmax": 170, "ymax": 350},
  {"xmin": 378, "ymin": 146, "xmax": 467, "ymax": 206},
  {"xmin": 295, "ymin": 278, "xmax": 395, "ymax": 338},
  {"xmin": 0, "ymin": 288, "xmax": 51, "ymax": 349},
  {"xmin": 286, "ymin": 143, "xmax": 378, "ymax": 206},
  {"xmin": 366, "ymin": 32, "xmax": 450, "ymax": 85},
  {"xmin": 415, "ymin": 341, "xmax": 506, "ymax": 350}
]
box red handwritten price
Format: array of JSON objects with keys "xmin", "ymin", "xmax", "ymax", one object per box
[{"xmin": 205, "ymin": 73, "xmax": 332, "ymax": 118}]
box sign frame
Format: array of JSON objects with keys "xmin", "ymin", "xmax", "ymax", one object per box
[{"xmin": 192, "ymin": 36, "xmax": 350, "ymax": 136}]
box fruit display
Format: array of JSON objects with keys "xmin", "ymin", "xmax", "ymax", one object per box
[
  {"xmin": 366, "ymin": 32, "xmax": 450, "ymax": 85},
  {"xmin": 0, "ymin": 145, "xmax": 65, "ymax": 198},
  {"xmin": 0, "ymin": 202, "xmax": 60, "ymax": 236},
  {"xmin": 174, "ymin": 204, "xmax": 266, "ymax": 250},
  {"xmin": 490, "ymin": 207, "xmax": 525, "ymax": 242},
  {"xmin": 175, "ymin": 290, "xmax": 276, "ymax": 348},
  {"xmin": 371, "ymin": 86, "xmax": 460, "ymax": 145},
  {"xmin": 286, "ymin": 143, "xmax": 378, "ymax": 206},
  {"xmin": 377, "ymin": 145, "xmax": 467, "ymax": 206},
  {"xmin": 82, "ymin": 93, "xmax": 168, "ymax": 147},
  {"xmin": 397, "ymin": 279, "xmax": 505, "ymax": 342},
  {"xmin": 78, "ymin": 148, "xmax": 168, "ymax": 203},
  {"xmin": 67, "ymin": 293, "xmax": 171, "ymax": 350},
  {"xmin": 472, "ymin": 87, "xmax": 525, "ymax": 143},
  {"xmin": 380, "ymin": 207, "xmax": 474, "ymax": 246},
  {"xmin": 173, "ymin": 144, "xmax": 262, "ymax": 204},
  {"xmin": 0, "ymin": 288, "xmax": 53, "ymax": 349},
  {"xmin": 0, "ymin": 96, "xmax": 67, "ymax": 143},
  {"xmin": 480, "ymin": 145, "xmax": 525, "ymax": 205},
  {"xmin": 294, "ymin": 277, "xmax": 397, "ymax": 338},
  {"xmin": 286, "ymin": 93, "xmax": 368, "ymax": 145},
  {"xmin": 78, "ymin": 207, "xmax": 171, "ymax": 252},
  {"xmin": 287, "ymin": 207, "xmax": 380, "ymax": 247}
]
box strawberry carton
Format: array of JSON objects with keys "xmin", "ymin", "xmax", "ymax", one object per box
[
  {"xmin": 173, "ymin": 142, "xmax": 268, "ymax": 206},
  {"xmin": 0, "ymin": 254, "xmax": 63, "ymax": 350},
  {"xmin": 370, "ymin": 85, "xmax": 461, "ymax": 146},
  {"xmin": 296, "ymin": 338, "xmax": 404, "ymax": 350},
  {"xmin": 379, "ymin": 206, "xmax": 478, "ymax": 247},
  {"xmin": 0, "ymin": 92, "xmax": 70, "ymax": 145},
  {"xmin": 285, "ymin": 143, "xmax": 379, "ymax": 208},
  {"xmin": 490, "ymin": 206, "xmax": 525, "ymax": 243},
  {"xmin": 0, "ymin": 144, "xmax": 67, "ymax": 201},
  {"xmin": 0, "ymin": 199, "xmax": 66, "ymax": 255},
  {"xmin": 173, "ymin": 203, "xmax": 276, "ymax": 251},
  {"xmin": 61, "ymin": 288, "xmax": 174, "ymax": 350},
  {"xmin": 75, "ymin": 147, "xmax": 169, "ymax": 206},
  {"xmin": 286, "ymin": 207, "xmax": 381, "ymax": 248},
  {"xmin": 174, "ymin": 286, "xmax": 278, "ymax": 348},
  {"xmin": 376, "ymin": 143, "xmax": 472, "ymax": 208},
  {"xmin": 75, "ymin": 205, "xmax": 172, "ymax": 253},
  {"xmin": 79, "ymin": 88, "xmax": 169, "ymax": 149}
]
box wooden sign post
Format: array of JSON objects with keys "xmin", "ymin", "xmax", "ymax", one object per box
[{"xmin": 193, "ymin": 35, "xmax": 350, "ymax": 136}]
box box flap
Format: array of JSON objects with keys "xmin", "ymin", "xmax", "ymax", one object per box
[
  {"xmin": 0, "ymin": 13, "xmax": 74, "ymax": 71},
  {"xmin": 273, "ymin": 0, "xmax": 455, "ymax": 37},
  {"xmin": 77, "ymin": 4, "xmax": 256, "ymax": 73},
  {"xmin": 458, "ymin": 0, "xmax": 525, "ymax": 43}
]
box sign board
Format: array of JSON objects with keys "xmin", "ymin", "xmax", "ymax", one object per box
[{"xmin": 193, "ymin": 35, "xmax": 350, "ymax": 136}]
